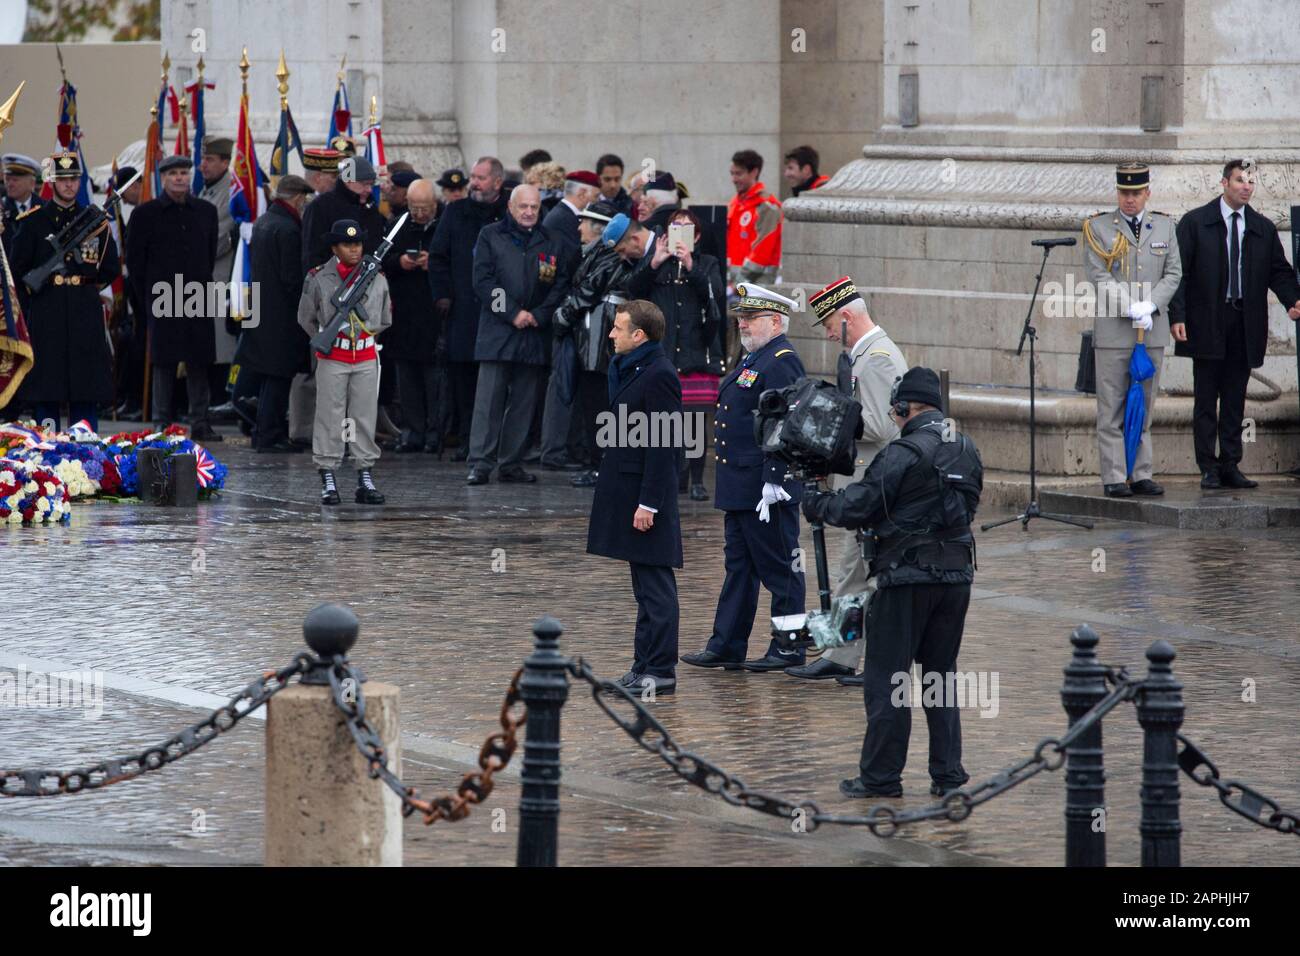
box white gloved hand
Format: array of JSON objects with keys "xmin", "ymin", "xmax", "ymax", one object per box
[
  {"xmin": 755, "ymin": 482, "xmax": 792, "ymax": 523},
  {"xmin": 1132, "ymin": 313, "xmax": 1153, "ymax": 331},
  {"xmin": 1128, "ymin": 299, "xmax": 1156, "ymax": 318}
]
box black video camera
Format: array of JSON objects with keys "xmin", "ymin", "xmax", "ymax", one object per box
[{"xmin": 754, "ymin": 376, "xmax": 863, "ymax": 481}]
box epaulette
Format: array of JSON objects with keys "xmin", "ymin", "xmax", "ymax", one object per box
[
  {"xmin": 15, "ymin": 206, "xmax": 39, "ymax": 221},
  {"xmin": 306, "ymin": 264, "xmax": 323, "ymax": 277},
  {"xmin": 868, "ymin": 349, "xmax": 895, "ymax": 358},
  {"xmin": 773, "ymin": 348, "xmax": 795, "ymax": 358}
]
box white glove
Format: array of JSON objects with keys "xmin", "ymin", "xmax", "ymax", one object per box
[
  {"xmin": 755, "ymin": 482, "xmax": 792, "ymax": 523},
  {"xmin": 1128, "ymin": 299, "xmax": 1156, "ymax": 323}
]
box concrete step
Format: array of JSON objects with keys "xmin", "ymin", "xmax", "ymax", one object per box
[{"xmin": 1038, "ymin": 477, "xmax": 1300, "ymax": 529}]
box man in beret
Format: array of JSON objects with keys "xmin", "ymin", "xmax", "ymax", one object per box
[
  {"xmin": 542, "ymin": 170, "xmax": 599, "ymax": 252},
  {"xmin": 801, "ymin": 367, "xmax": 983, "ymax": 799},
  {"xmin": 385, "ymin": 168, "xmax": 421, "ymax": 220},
  {"xmin": 198, "ymin": 135, "xmax": 239, "ymax": 383},
  {"xmin": 637, "ymin": 171, "xmax": 682, "ymax": 234},
  {"xmin": 437, "ymin": 168, "xmax": 468, "ymax": 204},
  {"xmin": 127, "ymin": 153, "xmax": 221, "ymax": 439}
]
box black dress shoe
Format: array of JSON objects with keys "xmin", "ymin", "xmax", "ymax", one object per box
[
  {"xmin": 497, "ymin": 468, "xmax": 537, "ymax": 483},
  {"xmin": 835, "ymin": 674, "xmax": 865, "ymax": 687},
  {"xmin": 1220, "ymin": 467, "xmax": 1258, "ymax": 489},
  {"xmin": 570, "ymin": 470, "xmax": 598, "ymax": 487},
  {"xmin": 541, "ymin": 456, "xmax": 584, "ymax": 471},
  {"xmin": 424, "ymin": 440, "xmax": 443, "ymax": 457},
  {"xmin": 394, "ymin": 441, "xmax": 423, "ymax": 453},
  {"xmin": 930, "ymin": 779, "xmax": 969, "ymax": 797},
  {"xmin": 450, "ymin": 447, "xmax": 469, "ymax": 462},
  {"xmin": 742, "ymin": 654, "xmax": 803, "ymax": 672},
  {"xmin": 1103, "ymin": 482, "xmax": 1133, "ymax": 498},
  {"xmin": 690, "ymin": 484, "xmax": 709, "ymax": 501},
  {"xmin": 680, "ymin": 650, "xmax": 744, "ymax": 669},
  {"xmin": 190, "ymin": 424, "xmax": 223, "ymax": 443},
  {"xmin": 1129, "ymin": 478, "xmax": 1164, "ymax": 496},
  {"xmin": 1200, "ymin": 470, "xmax": 1222, "ymax": 490},
  {"xmin": 465, "ymin": 470, "xmax": 490, "ymax": 486},
  {"xmin": 785, "ymin": 659, "xmax": 855, "ymax": 680},
  {"xmin": 840, "ymin": 777, "xmax": 902, "ymax": 799}
]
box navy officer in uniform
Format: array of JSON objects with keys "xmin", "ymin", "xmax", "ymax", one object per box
[{"xmin": 681, "ymin": 283, "xmax": 807, "ymax": 673}]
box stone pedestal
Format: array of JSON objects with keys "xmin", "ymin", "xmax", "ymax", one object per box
[{"xmin": 265, "ymin": 682, "xmax": 402, "ymax": 867}]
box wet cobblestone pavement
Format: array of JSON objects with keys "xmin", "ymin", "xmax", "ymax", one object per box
[{"xmin": 2, "ymin": 429, "xmax": 1298, "ymax": 866}]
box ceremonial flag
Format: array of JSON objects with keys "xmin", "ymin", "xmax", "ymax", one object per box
[
  {"xmin": 362, "ymin": 117, "xmax": 385, "ymax": 206},
  {"xmin": 327, "ymin": 77, "xmax": 351, "ymax": 144},
  {"xmin": 140, "ymin": 109, "xmax": 162, "ymax": 204},
  {"xmin": 42, "ymin": 78, "xmax": 93, "ymax": 206},
  {"xmin": 228, "ymin": 88, "xmax": 267, "ymax": 319},
  {"xmin": 0, "ymin": 243, "xmax": 33, "ymax": 407},
  {"xmin": 172, "ymin": 94, "xmax": 189, "ymax": 158},
  {"xmin": 188, "ymin": 76, "xmax": 215, "ymax": 194},
  {"xmin": 105, "ymin": 160, "xmax": 127, "ymax": 318},
  {"xmin": 269, "ymin": 100, "xmax": 303, "ymax": 178}
]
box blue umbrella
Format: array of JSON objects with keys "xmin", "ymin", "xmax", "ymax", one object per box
[{"xmin": 1123, "ymin": 329, "xmax": 1156, "ymax": 476}]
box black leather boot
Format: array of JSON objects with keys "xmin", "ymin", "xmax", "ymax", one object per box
[
  {"xmin": 355, "ymin": 468, "xmax": 385, "ymax": 505},
  {"xmin": 319, "ymin": 469, "xmax": 341, "ymax": 506}
]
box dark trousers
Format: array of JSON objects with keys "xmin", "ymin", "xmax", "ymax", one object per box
[
  {"xmin": 33, "ymin": 403, "xmax": 98, "ymax": 433},
  {"xmin": 1191, "ymin": 303, "xmax": 1251, "ymax": 472},
  {"xmin": 706, "ymin": 507, "xmax": 806, "ymax": 663},
  {"xmin": 151, "ymin": 363, "xmax": 211, "ymax": 429},
  {"xmin": 396, "ymin": 359, "xmax": 444, "ymax": 448},
  {"xmin": 468, "ymin": 360, "xmax": 543, "ymax": 473},
  {"xmin": 577, "ymin": 370, "xmax": 608, "ymax": 468},
  {"xmin": 630, "ymin": 562, "xmax": 679, "ymax": 678},
  {"xmin": 254, "ymin": 374, "xmax": 293, "ymax": 448},
  {"xmin": 859, "ymin": 583, "xmax": 971, "ymax": 789},
  {"xmin": 447, "ymin": 361, "xmax": 478, "ymax": 446}
]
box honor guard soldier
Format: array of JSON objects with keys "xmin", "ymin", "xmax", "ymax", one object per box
[
  {"xmin": 786, "ymin": 276, "xmax": 908, "ymax": 684},
  {"xmin": 1082, "ymin": 162, "xmax": 1182, "ymax": 498},
  {"xmin": 2, "ymin": 153, "xmax": 45, "ymax": 252},
  {"xmin": 802, "ymin": 367, "xmax": 983, "ymax": 799},
  {"xmin": 681, "ymin": 283, "xmax": 808, "ymax": 673},
  {"xmin": 8, "ymin": 151, "xmax": 120, "ymax": 432},
  {"xmin": 297, "ymin": 219, "xmax": 392, "ymax": 506}
]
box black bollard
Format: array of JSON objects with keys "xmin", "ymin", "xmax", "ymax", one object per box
[
  {"xmin": 1061, "ymin": 624, "xmax": 1108, "ymax": 866},
  {"xmin": 516, "ymin": 616, "xmax": 569, "ymax": 868},
  {"xmin": 300, "ymin": 603, "xmax": 361, "ymax": 685},
  {"xmin": 1137, "ymin": 639, "xmax": 1183, "ymax": 867}
]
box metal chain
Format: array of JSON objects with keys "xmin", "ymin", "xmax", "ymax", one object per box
[
  {"xmin": 0, "ymin": 653, "xmax": 315, "ymax": 797},
  {"xmin": 328, "ymin": 659, "xmax": 526, "ymax": 825},
  {"xmin": 568, "ymin": 657, "xmax": 1143, "ymax": 837},
  {"xmin": 1176, "ymin": 732, "xmax": 1299, "ymax": 837}
]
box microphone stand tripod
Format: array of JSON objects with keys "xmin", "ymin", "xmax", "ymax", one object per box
[{"xmin": 982, "ymin": 243, "xmax": 1093, "ymax": 533}]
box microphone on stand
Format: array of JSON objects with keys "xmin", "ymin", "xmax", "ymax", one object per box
[{"xmin": 1031, "ymin": 237, "xmax": 1077, "ymax": 248}]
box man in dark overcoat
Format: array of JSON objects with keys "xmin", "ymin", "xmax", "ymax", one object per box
[
  {"xmin": 126, "ymin": 153, "xmax": 220, "ymax": 439},
  {"xmin": 1174, "ymin": 158, "xmax": 1300, "ymax": 488},
  {"xmin": 428, "ymin": 156, "xmax": 508, "ymax": 460},
  {"xmin": 233, "ymin": 174, "xmax": 314, "ymax": 451},
  {"xmin": 586, "ymin": 299, "xmax": 683, "ymax": 694},
  {"xmin": 381, "ymin": 178, "xmax": 443, "ymax": 452}
]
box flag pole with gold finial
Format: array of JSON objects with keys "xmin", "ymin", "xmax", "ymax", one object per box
[{"xmin": 0, "ymin": 81, "xmax": 36, "ymax": 408}]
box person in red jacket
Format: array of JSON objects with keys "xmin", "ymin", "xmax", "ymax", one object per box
[
  {"xmin": 783, "ymin": 145, "xmax": 830, "ymax": 196},
  {"xmin": 726, "ymin": 149, "xmax": 782, "ymax": 287}
]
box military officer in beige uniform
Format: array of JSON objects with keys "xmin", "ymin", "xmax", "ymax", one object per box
[
  {"xmin": 786, "ymin": 276, "xmax": 908, "ymax": 684},
  {"xmin": 1082, "ymin": 162, "xmax": 1182, "ymax": 498}
]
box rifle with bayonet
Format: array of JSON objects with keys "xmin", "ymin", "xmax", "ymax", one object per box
[
  {"xmin": 309, "ymin": 212, "xmax": 407, "ymax": 354},
  {"xmin": 22, "ymin": 168, "xmax": 142, "ymax": 295}
]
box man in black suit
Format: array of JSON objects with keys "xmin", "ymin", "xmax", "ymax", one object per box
[
  {"xmin": 1175, "ymin": 159, "xmax": 1300, "ymax": 488},
  {"xmin": 586, "ymin": 299, "xmax": 683, "ymax": 694}
]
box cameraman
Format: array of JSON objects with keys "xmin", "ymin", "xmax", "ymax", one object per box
[{"xmin": 801, "ymin": 367, "xmax": 983, "ymax": 799}]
